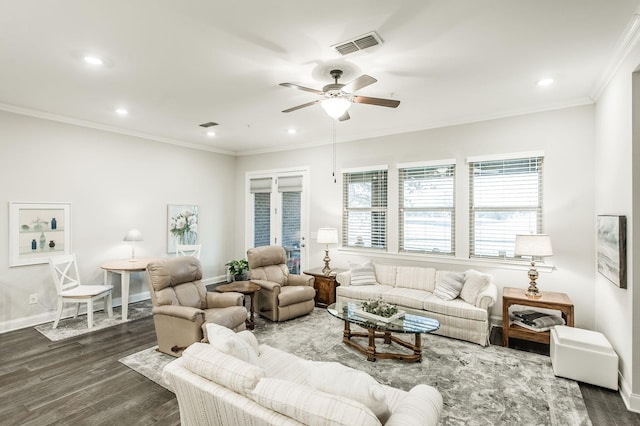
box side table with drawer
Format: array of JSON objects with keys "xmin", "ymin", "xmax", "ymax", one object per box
[{"xmin": 303, "ymin": 268, "xmax": 345, "ymax": 308}]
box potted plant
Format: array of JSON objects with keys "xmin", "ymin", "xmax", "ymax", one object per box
[{"xmin": 225, "ymin": 259, "xmax": 249, "ymax": 281}]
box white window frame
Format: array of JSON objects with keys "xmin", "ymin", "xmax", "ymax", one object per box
[
  {"xmin": 467, "ymin": 152, "xmax": 544, "ymax": 260},
  {"xmin": 342, "ymin": 165, "xmax": 388, "ymax": 251},
  {"xmin": 398, "ymin": 160, "xmax": 456, "ymax": 255}
]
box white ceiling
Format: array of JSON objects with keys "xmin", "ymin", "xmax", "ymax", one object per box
[{"xmin": 1, "ymin": 1, "xmax": 638, "ymax": 155}]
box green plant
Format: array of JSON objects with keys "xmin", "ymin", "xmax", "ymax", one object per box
[
  {"xmin": 225, "ymin": 259, "xmax": 249, "ymax": 277},
  {"xmin": 361, "ymin": 298, "xmax": 398, "ymax": 318}
]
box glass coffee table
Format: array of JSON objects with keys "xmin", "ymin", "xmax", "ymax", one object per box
[{"xmin": 327, "ymin": 302, "xmax": 439, "ymax": 363}]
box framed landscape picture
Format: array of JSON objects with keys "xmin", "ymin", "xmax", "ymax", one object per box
[
  {"xmin": 597, "ymin": 215, "xmax": 627, "ymax": 288},
  {"xmin": 9, "ymin": 202, "xmax": 72, "ymax": 267}
]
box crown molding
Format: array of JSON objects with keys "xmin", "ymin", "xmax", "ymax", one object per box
[
  {"xmin": 0, "ymin": 102, "xmax": 235, "ymax": 156},
  {"xmin": 590, "ymin": 12, "xmax": 640, "ymax": 101}
]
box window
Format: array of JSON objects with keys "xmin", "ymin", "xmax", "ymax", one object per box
[
  {"xmin": 469, "ymin": 155, "xmax": 543, "ymax": 258},
  {"xmin": 399, "ymin": 162, "xmax": 455, "ymax": 255},
  {"xmin": 250, "ymin": 177, "xmax": 272, "ymax": 248},
  {"xmin": 342, "ymin": 167, "xmax": 387, "ymax": 249}
]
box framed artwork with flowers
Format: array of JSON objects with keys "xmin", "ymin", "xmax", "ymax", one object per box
[
  {"xmin": 9, "ymin": 201, "xmax": 72, "ymax": 267},
  {"xmin": 167, "ymin": 204, "xmax": 199, "ymax": 253}
]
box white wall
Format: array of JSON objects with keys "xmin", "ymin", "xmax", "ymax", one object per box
[
  {"xmin": 236, "ymin": 105, "xmax": 596, "ymax": 327},
  {"xmin": 594, "ymin": 40, "xmax": 640, "ymax": 409},
  {"xmin": 0, "ymin": 110, "xmax": 237, "ymax": 331}
]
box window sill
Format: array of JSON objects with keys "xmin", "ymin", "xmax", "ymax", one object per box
[{"xmin": 337, "ymin": 248, "xmax": 555, "ymax": 273}]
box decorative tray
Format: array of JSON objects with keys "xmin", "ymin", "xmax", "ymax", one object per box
[{"xmin": 353, "ymin": 309, "xmax": 406, "ymax": 323}]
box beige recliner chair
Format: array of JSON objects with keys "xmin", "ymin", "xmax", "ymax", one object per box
[
  {"xmin": 247, "ymin": 245, "xmax": 316, "ymax": 322},
  {"xmin": 146, "ymin": 256, "xmax": 247, "ymax": 357}
]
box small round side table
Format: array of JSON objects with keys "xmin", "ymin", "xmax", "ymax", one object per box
[{"xmin": 215, "ymin": 281, "xmax": 261, "ymax": 330}]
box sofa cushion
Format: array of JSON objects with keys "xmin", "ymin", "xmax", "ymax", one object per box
[
  {"xmin": 382, "ymin": 288, "xmax": 432, "ymax": 310},
  {"xmin": 237, "ymin": 330, "xmax": 260, "ymax": 356},
  {"xmin": 182, "ymin": 342, "xmax": 265, "ymax": 397},
  {"xmin": 433, "ymin": 271, "xmax": 465, "ymax": 301},
  {"xmin": 307, "ymin": 361, "xmax": 390, "ymax": 423},
  {"xmin": 251, "ymin": 378, "xmax": 381, "ymax": 426},
  {"xmin": 373, "ymin": 264, "xmax": 397, "ymax": 286},
  {"xmin": 258, "ymin": 344, "xmax": 312, "ymax": 385},
  {"xmin": 337, "ymin": 284, "xmax": 395, "ymax": 301},
  {"xmin": 395, "ymin": 266, "xmax": 437, "ymax": 292},
  {"xmin": 460, "ymin": 270, "xmax": 491, "ymax": 306},
  {"xmin": 206, "ymin": 322, "xmax": 260, "ymax": 366},
  {"xmin": 422, "ymin": 294, "xmax": 488, "ymax": 321},
  {"xmin": 350, "ymin": 262, "xmax": 378, "ymax": 286},
  {"xmin": 385, "ymin": 384, "xmax": 443, "ymax": 426}
]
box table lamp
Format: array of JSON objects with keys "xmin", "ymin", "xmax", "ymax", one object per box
[
  {"xmin": 317, "ymin": 228, "xmax": 339, "ymax": 276},
  {"xmin": 123, "ymin": 228, "xmax": 143, "ymax": 262},
  {"xmin": 514, "ymin": 234, "xmax": 553, "ymax": 298}
]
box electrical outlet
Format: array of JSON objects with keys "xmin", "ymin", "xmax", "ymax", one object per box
[{"xmin": 29, "ymin": 294, "xmax": 38, "ymax": 304}]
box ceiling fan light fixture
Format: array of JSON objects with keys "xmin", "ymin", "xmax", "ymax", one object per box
[{"xmin": 321, "ymin": 98, "xmax": 351, "ymax": 119}]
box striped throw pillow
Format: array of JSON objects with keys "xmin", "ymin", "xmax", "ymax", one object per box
[
  {"xmin": 350, "ymin": 262, "xmax": 378, "ymax": 286},
  {"xmin": 433, "ymin": 272, "xmax": 465, "ymax": 300}
]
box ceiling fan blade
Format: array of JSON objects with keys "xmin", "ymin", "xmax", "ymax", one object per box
[
  {"xmin": 282, "ymin": 100, "xmax": 320, "ymax": 113},
  {"xmin": 353, "ymin": 95, "xmax": 400, "ymax": 108},
  {"xmin": 279, "ymin": 82, "xmax": 324, "ymax": 96},
  {"xmin": 338, "ymin": 111, "xmax": 350, "ymax": 121},
  {"xmin": 342, "ymin": 75, "xmax": 377, "ymax": 93}
]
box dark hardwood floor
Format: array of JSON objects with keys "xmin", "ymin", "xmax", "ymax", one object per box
[{"xmin": 1, "ymin": 315, "xmax": 638, "ymax": 425}]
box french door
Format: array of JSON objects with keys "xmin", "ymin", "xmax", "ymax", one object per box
[{"xmin": 246, "ymin": 169, "xmax": 308, "ymax": 273}]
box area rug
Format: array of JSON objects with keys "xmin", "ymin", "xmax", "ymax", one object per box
[
  {"xmin": 120, "ymin": 308, "xmax": 591, "ymax": 426},
  {"xmin": 35, "ymin": 299, "xmax": 152, "ymax": 341}
]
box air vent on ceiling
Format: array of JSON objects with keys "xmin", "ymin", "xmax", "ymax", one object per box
[
  {"xmin": 199, "ymin": 121, "xmax": 218, "ymax": 128},
  {"xmin": 332, "ymin": 31, "xmax": 382, "ymax": 56}
]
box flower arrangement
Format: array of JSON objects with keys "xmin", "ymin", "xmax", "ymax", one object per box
[
  {"xmin": 361, "ymin": 298, "xmax": 399, "ymax": 318},
  {"xmin": 170, "ymin": 207, "xmax": 198, "ymax": 244}
]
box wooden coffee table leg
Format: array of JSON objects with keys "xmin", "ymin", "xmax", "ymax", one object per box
[
  {"xmin": 367, "ymin": 329, "xmax": 377, "ymax": 362},
  {"xmin": 414, "ymin": 333, "xmax": 422, "ymax": 361},
  {"xmin": 383, "ymin": 331, "xmax": 392, "ymax": 344},
  {"xmin": 247, "ymin": 293, "xmax": 255, "ymax": 330}
]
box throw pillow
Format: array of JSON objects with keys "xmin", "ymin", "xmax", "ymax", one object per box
[
  {"xmin": 237, "ymin": 330, "xmax": 260, "ymax": 357},
  {"xmin": 460, "ymin": 269, "xmax": 491, "ymax": 306},
  {"xmin": 251, "ymin": 378, "xmax": 380, "ymax": 426},
  {"xmin": 350, "ymin": 262, "xmax": 378, "ymax": 286},
  {"xmin": 182, "ymin": 342, "xmax": 265, "ymax": 396},
  {"xmin": 306, "ymin": 361, "xmax": 390, "ymax": 423},
  {"xmin": 433, "ymin": 272, "xmax": 465, "ymax": 300},
  {"xmin": 206, "ymin": 322, "xmax": 261, "ymax": 366}
]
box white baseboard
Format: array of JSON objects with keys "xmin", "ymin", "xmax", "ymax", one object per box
[
  {"xmin": 619, "ymin": 372, "xmax": 640, "ymax": 413},
  {"xmin": 0, "ymin": 275, "xmax": 227, "ymax": 334}
]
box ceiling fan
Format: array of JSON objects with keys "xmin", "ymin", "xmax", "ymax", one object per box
[{"xmin": 280, "ymin": 69, "xmax": 400, "ymax": 121}]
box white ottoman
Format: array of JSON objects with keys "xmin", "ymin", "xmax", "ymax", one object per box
[{"xmin": 550, "ymin": 325, "xmax": 618, "ymax": 390}]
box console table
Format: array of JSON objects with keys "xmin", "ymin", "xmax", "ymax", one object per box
[
  {"xmin": 502, "ymin": 286, "xmax": 574, "ymax": 347},
  {"xmin": 303, "ymin": 267, "xmax": 345, "ymax": 308}
]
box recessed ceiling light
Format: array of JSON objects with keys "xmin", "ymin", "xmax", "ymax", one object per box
[
  {"xmin": 115, "ymin": 108, "xmax": 128, "ymax": 116},
  {"xmin": 537, "ymin": 78, "xmax": 554, "ymax": 86},
  {"xmin": 84, "ymin": 56, "xmax": 104, "ymax": 66},
  {"xmin": 207, "ymin": 131, "xmax": 216, "ymax": 137},
  {"xmin": 288, "ymin": 129, "xmax": 296, "ymax": 135}
]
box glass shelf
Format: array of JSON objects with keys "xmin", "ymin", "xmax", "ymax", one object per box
[
  {"xmin": 20, "ymin": 228, "xmax": 64, "ymax": 233},
  {"xmin": 20, "ymin": 247, "xmax": 64, "ymax": 255}
]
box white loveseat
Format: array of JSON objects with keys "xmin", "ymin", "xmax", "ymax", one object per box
[
  {"xmin": 336, "ymin": 263, "xmax": 498, "ymax": 346},
  {"xmin": 163, "ymin": 323, "xmax": 443, "ymax": 426}
]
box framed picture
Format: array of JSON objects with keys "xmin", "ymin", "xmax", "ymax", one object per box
[
  {"xmin": 167, "ymin": 204, "xmax": 199, "ymax": 253},
  {"xmin": 597, "ymin": 215, "xmax": 627, "ymax": 288},
  {"xmin": 9, "ymin": 202, "xmax": 72, "ymax": 267}
]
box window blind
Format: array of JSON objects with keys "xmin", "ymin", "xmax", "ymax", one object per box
[
  {"xmin": 342, "ymin": 169, "xmax": 388, "ymax": 249},
  {"xmin": 249, "ymin": 177, "xmax": 273, "ymax": 193},
  {"xmin": 469, "ymin": 156, "xmax": 543, "ymax": 258},
  {"xmin": 399, "ymin": 163, "xmax": 455, "ymax": 255}
]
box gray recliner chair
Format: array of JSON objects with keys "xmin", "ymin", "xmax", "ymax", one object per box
[
  {"xmin": 247, "ymin": 245, "xmax": 316, "ymax": 322},
  {"xmin": 146, "ymin": 256, "xmax": 247, "ymax": 357}
]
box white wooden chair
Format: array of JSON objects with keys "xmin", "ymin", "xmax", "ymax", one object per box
[
  {"xmin": 175, "ymin": 244, "xmax": 201, "ymax": 259},
  {"xmin": 48, "ymin": 254, "xmax": 113, "ymax": 329}
]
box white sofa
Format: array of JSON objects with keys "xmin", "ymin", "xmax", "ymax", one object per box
[
  {"xmin": 336, "ymin": 263, "xmax": 497, "ymax": 346},
  {"xmin": 163, "ymin": 323, "xmax": 443, "ymax": 426}
]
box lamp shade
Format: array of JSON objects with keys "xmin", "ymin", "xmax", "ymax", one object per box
[
  {"xmin": 514, "ymin": 234, "xmax": 553, "ymax": 257},
  {"xmin": 123, "ymin": 228, "xmax": 144, "ymax": 242},
  {"xmin": 321, "ymin": 98, "xmax": 351, "ymax": 119},
  {"xmin": 317, "ymin": 228, "xmax": 339, "ymax": 244}
]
